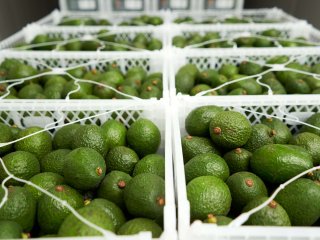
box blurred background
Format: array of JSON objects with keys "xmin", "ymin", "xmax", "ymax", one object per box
[{"xmin": 0, "ymin": 0, "xmax": 319, "ymax": 40}]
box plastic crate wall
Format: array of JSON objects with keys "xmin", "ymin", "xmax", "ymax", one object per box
[
  {"xmin": 0, "ymin": 99, "xmax": 176, "ymax": 240},
  {"xmin": 169, "ymin": 48, "xmax": 320, "ymax": 97},
  {"xmin": 57, "ymin": 0, "xmax": 243, "ymax": 11},
  {"xmin": 0, "ymin": 24, "xmax": 168, "ymax": 51},
  {"xmin": 172, "ymin": 96, "xmax": 320, "ymax": 240},
  {"xmin": 0, "ymin": 51, "xmax": 169, "ymax": 99}
]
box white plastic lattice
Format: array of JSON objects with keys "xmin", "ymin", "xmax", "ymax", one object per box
[
  {"xmin": 172, "ymin": 96, "xmax": 320, "ymax": 240},
  {"xmin": 169, "ymin": 48, "xmax": 320, "ymax": 97},
  {"xmin": 0, "ymin": 51, "xmax": 169, "ymax": 100},
  {"xmin": 0, "ymin": 99, "xmax": 176, "ymax": 240}
]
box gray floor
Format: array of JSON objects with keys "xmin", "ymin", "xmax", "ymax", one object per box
[{"xmin": 0, "ymin": 0, "xmax": 319, "ymax": 40}]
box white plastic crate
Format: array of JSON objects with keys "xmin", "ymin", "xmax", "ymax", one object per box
[
  {"xmin": 0, "ymin": 99, "xmax": 176, "ymax": 240},
  {"xmin": 169, "ymin": 47, "xmax": 320, "ymax": 97},
  {"xmin": 172, "ymin": 96, "xmax": 320, "ymax": 240},
  {"xmin": 0, "ymin": 50, "xmax": 169, "ymax": 100},
  {"xmin": 170, "ymin": 8, "xmax": 301, "ymax": 25},
  {"xmin": 170, "ymin": 22, "xmax": 320, "ymax": 49},
  {"xmin": 0, "ymin": 24, "xmax": 168, "ymax": 52},
  {"xmin": 35, "ymin": 9, "xmax": 169, "ymax": 26}
]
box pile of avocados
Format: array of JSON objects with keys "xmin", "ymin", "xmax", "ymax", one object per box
[
  {"xmin": 174, "ymin": 16, "xmax": 281, "ymax": 24},
  {"xmin": 183, "ymin": 105, "xmax": 320, "ymax": 226},
  {"xmin": 58, "ymin": 15, "xmax": 163, "ymax": 26},
  {"xmin": 0, "ymin": 117, "xmax": 165, "ymax": 238},
  {"xmin": 15, "ymin": 31, "xmax": 162, "ymax": 51},
  {"xmin": 172, "ymin": 28, "xmax": 317, "ymax": 48},
  {"xmin": 175, "ymin": 56, "xmax": 320, "ymax": 96},
  {"xmin": 0, "ymin": 58, "xmax": 163, "ymax": 100}
]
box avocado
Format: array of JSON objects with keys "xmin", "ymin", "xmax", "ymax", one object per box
[
  {"xmin": 124, "ymin": 173, "xmax": 165, "ymax": 219},
  {"xmin": 53, "ymin": 124, "xmax": 82, "ymax": 149},
  {"xmin": 133, "ymin": 154, "xmax": 165, "ymax": 178},
  {"xmin": 266, "ymin": 56, "xmax": 289, "ymax": 64},
  {"xmin": 97, "ymin": 170, "xmax": 132, "ymax": 209},
  {"xmin": 93, "ymin": 80, "xmax": 116, "ymax": 99},
  {"xmin": 243, "ymin": 124, "xmax": 274, "ymax": 152},
  {"xmin": 0, "ymin": 123, "xmax": 13, "ymax": 154},
  {"xmin": 101, "ymin": 119, "xmax": 126, "ymax": 149},
  {"xmin": 64, "ymin": 147, "xmax": 106, "ymax": 190},
  {"xmin": 226, "ymin": 172, "xmax": 268, "ymax": 212},
  {"xmin": 285, "ymin": 78, "xmax": 311, "ymax": 94},
  {"xmin": 260, "ymin": 77, "xmax": 287, "ymax": 94},
  {"xmin": 223, "ymin": 148, "xmax": 252, "ymax": 174},
  {"xmin": 18, "ymin": 84, "xmax": 43, "ymax": 99},
  {"xmin": 106, "ymin": 146, "xmax": 139, "ymax": 174},
  {"xmin": 189, "ymin": 84, "xmax": 211, "ymax": 96},
  {"xmin": 185, "ymin": 105, "xmax": 223, "ymax": 137},
  {"xmin": 173, "ymin": 36, "xmax": 187, "ymax": 48},
  {"xmin": 98, "ymin": 71, "xmax": 124, "ymax": 86},
  {"xmin": 187, "ymin": 176, "xmax": 231, "ymax": 220},
  {"xmin": 147, "ymin": 38, "xmax": 162, "ymax": 50},
  {"xmin": 0, "ymin": 186, "xmax": 36, "ymax": 231},
  {"xmin": 24, "ymin": 172, "xmax": 64, "ymax": 200},
  {"xmin": 243, "ymin": 197, "xmax": 291, "ymax": 226},
  {"xmin": 185, "ymin": 153, "xmax": 230, "ymax": 183},
  {"xmin": 141, "ymin": 79, "xmax": 163, "ymax": 93},
  {"xmin": 175, "ymin": 71, "xmax": 195, "ymax": 94},
  {"xmin": 62, "ymin": 81, "xmax": 93, "ymax": 99},
  {"xmin": 140, "ymin": 86, "xmax": 162, "ymax": 99},
  {"xmin": 300, "ymin": 113, "xmax": 320, "ymax": 136},
  {"xmin": 251, "ymin": 144, "xmax": 313, "ymax": 184},
  {"xmin": 289, "ymin": 132, "xmax": 320, "ymax": 165},
  {"xmin": 0, "ymin": 220, "xmax": 23, "ymax": 239},
  {"xmin": 261, "ymin": 29, "xmax": 281, "ymax": 38},
  {"xmin": 219, "ymin": 64, "xmax": 238, "ymax": 79},
  {"xmin": 127, "ymin": 118, "xmax": 161, "ymax": 158},
  {"xmin": 261, "ymin": 117, "xmax": 291, "ymax": 144},
  {"xmin": 275, "ymin": 178, "xmax": 320, "ymax": 226},
  {"xmin": 72, "ymin": 125, "xmax": 108, "ymax": 156},
  {"xmin": 0, "ymin": 151, "xmax": 40, "ymax": 186},
  {"xmin": 117, "ymin": 218, "xmax": 162, "ymax": 237},
  {"xmin": 181, "ymin": 135, "xmax": 221, "ymax": 163},
  {"xmin": 209, "ymin": 111, "xmax": 252, "ymax": 149},
  {"xmin": 239, "ymin": 61, "xmax": 263, "ymax": 76},
  {"xmin": 37, "ymin": 185, "xmax": 84, "ymax": 233},
  {"xmin": 228, "ymin": 75, "xmax": 262, "ymax": 95},
  {"xmin": 88, "ymin": 198, "xmax": 126, "ymax": 231},
  {"xmin": 114, "ymin": 85, "xmax": 139, "ymax": 99},
  {"xmin": 196, "ymin": 69, "xmax": 219, "ymax": 85},
  {"xmin": 228, "ymin": 88, "xmax": 248, "ymax": 95},
  {"xmin": 58, "ymin": 206, "xmax": 115, "ymax": 236}
]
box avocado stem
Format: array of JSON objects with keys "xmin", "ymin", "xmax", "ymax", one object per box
[
  {"xmin": 186, "ymin": 135, "xmax": 193, "ymax": 140},
  {"xmin": 235, "ymin": 148, "xmax": 242, "ymax": 154},
  {"xmin": 117, "ymin": 180, "xmax": 126, "ymax": 189},
  {"xmin": 268, "ymin": 200, "xmax": 277, "ymax": 209},
  {"xmin": 207, "ymin": 214, "xmax": 217, "ymax": 224},
  {"xmin": 156, "ymin": 196, "xmax": 165, "ymax": 206},
  {"xmin": 213, "ymin": 127, "xmax": 221, "ymax": 135},
  {"xmin": 245, "ymin": 179, "xmax": 254, "ymax": 187},
  {"xmin": 96, "ymin": 167, "xmax": 103, "ymax": 176},
  {"xmin": 55, "ymin": 185, "xmax": 64, "ymax": 192}
]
